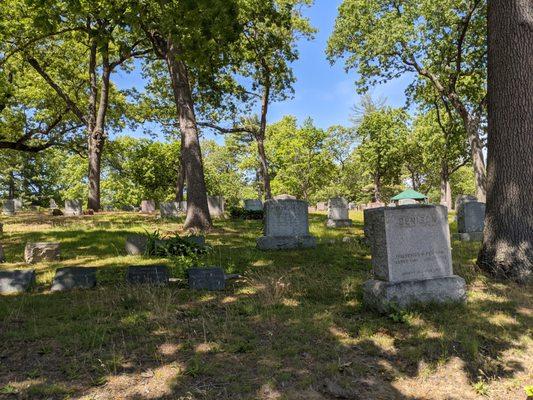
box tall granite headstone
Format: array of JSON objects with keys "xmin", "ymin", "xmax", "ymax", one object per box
[
  {"xmin": 0, "ymin": 269, "xmax": 35, "ymax": 294},
  {"xmin": 2, "ymin": 200, "xmax": 15, "ymax": 216},
  {"xmin": 362, "ymin": 204, "xmax": 466, "ymax": 311},
  {"xmin": 244, "ymin": 199, "xmax": 263, "ymax": 211},
  {"xmin": 208, "ymin": 196, "xmax": 225, "ymax": 217},
  {"xmin": 64, "ymin": 199, "xmax": 82, "ymax": 216},
  {"xmin": 326, "ymin": 197, "xmax": 352, "ymax": 228},
  {"xmin": 257, "ymin": 199, "xmax": 316, "ymax": 250},
  {"xmin": 160, "ymin": 202, "xmax": 180, "ymax": 218},
  {"xmin": 456, "ymin": 201, "xmax": 485, "ymax": 241},
  {"xmin": 141, "ymin": 200, "xmax": 156, "ymax": 213}
]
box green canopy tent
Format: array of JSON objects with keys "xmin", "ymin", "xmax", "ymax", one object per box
[{"xmin": 391, "ymin": 189, "xmax": 428, "ymax": 204}]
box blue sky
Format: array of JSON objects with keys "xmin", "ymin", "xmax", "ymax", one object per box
[{"xmin": 114, "ymin": 0, "xmax": 411, "ymax": 140}]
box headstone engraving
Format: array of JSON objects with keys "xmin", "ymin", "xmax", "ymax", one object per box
[
  {"xmin": 125, "ymin": 234, "xmax": 148, "ymax": 255},
  {"xmin": 188, "ymin": 267, "xmax": 226, "ymax": 291},
  {"xmin": 141, "ymin": 200, "xmax": 156, "ymax": 213},
  {"xmin": 24, "ymin": 242, "xmax": 61, "ymax": 264},
  {"xmin": 50, "ymin": 267, "xmax": 97, "ymax": 291},
  {"xmin": 207, "ymin": 196, "xmax": 225, "ymax": 217},
  {"xmin": 2, "ymin": 200, "xmax": 15, "ymax": 216},
  {"xmin": 456, "ymin": 201, "xmax": 485, "ymax": 241},
  {"xmin": 244, "ymin": 199, "xmax": 263, "ymax": 211},
  {"xmin": 362, "ymin": 204, "xmax": 466, "ymax": 311},
  {"xmin": 64, "ymin": 199, "xmax": 82, "ymax": 216},
  {"xmin": 326, "ymin": 197, "xmax": 352, "ymax": 228},
  {"xmin": 257, "ymin": 199, "xmax": 316, "ymax": 250},
  {"xmin": 160, "ymin": 202, "xmax": 180, "ymax": 218},
  {"xmin": 126, "ymin": 265, "xmax": 169, "ymax": 284},
  {"xmin": 0, "ymin": 269, "xmax": 35, "ymax": 294}
]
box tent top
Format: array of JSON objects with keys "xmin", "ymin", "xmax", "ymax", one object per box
[{"xmin": 391, "ymin": 189, "xmax": 428, "ymax": 201}]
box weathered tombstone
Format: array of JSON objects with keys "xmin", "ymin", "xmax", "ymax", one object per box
[
  {"xmin": 2, "ymin": 200, "xmax": 15, "ymax": 216},
  {"xmin": 50, "ymin": 267, "xmax": 97, "ymax": 291},
  {"xmin": 24, "ymin": 242, "xmax": 61, "ymax": 264},
  {"xmin": 362, "ymin": 204, "xmax": 466, "ymax": 312},
  {"xmin": 160, "ymin": 202, "xmax": 180, "ymax": 218},
  {"xmin": 13, "ymin": 198, "xmax": 23, "ymax": 211},
  {"xmin": 126, "ymin": 265, "xmax": 169, "ymax": 285},
  {"xmin": 257, "ymin": 199, "xmax": 316, "ymax": 250},
  {"xmin": 184, "ymin": 235, "xmax": 205, "ymax": 247},
  {"xmin": 326, "ymin": 197, "xmax": 352, "ymax": 228},
  {"xmin": 49, "ymin": 199, "xmax": 58, "ymax": 209},
  {"xmin": 141, "ymin": 200, "xmax": 156, "ymax": 213},
  {"xmin": 456, "ymin": 201, "xmax": 485, "ymax": 241},
  {"xmin": 308, "ymin": 206, "xmax": 317, "ymax": 213},
  {"xmin": 363, "ymin": 206, "xmax": 385, "ymax": 243},
  {"xmin": 0, "ymin": 269, "xmax": 35, "ymax": 294},
  {"xmin": 0, "ymin": 244, "xmax": 5, "ymax": 263},
  {"xmin": 398, "ymin": 198, "xmax": 418, "ymax": 206},
  {"xmin": 179, "ymin": 201, "xmax": 187, "ymax": 211},
  {"xmin": 125, "ymin": 234, "xmax": 148, "ymax": 255},
  {"xmin": 348, "ymin": 202, "xmax": 356, "ymax": 210},
  {"xmin": 244, "ymin": 199, "xmax": 263, "ymax": 211},
  {"xmin": 207, "ymin": 196, "xmax": 225, "ymax": 217},
  {"xmin": 188, "ymin": 267, "xmax": 226, "ymax": 291},
  {"xmin": 454, "ymin": 194, "xmax": 477, "ymax": 211},
  {"xmin": 316, "ymin": 202, "xmax": 327, "ymax": 211},
  {"xmin": 64, "ymin": 199, "xmax": 82, "ymax": 216},
  {"xmin": 273, "ymin": 194, "xmax": 296, "ymax": 200}
]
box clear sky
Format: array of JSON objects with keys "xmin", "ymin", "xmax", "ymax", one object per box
[{"xmin": 113, "ymin": 0, "xmax": 412, "ymax": 140}]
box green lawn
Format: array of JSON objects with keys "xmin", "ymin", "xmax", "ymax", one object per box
[{"xmin": 0, "ymin": 211, "xmax": 531, "ymax": 400}]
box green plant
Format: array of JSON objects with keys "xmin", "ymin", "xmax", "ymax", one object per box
[
  {"xmin": 473, "ymin": 381, "xmax": 489, "ymax": 396},
  {"xmin": 525, "ymin": 385, "xmax": 533, "ymax": 397},
  {"xmin": 144, "ymin": 230, "xmax": 211, "ymax": 258}
]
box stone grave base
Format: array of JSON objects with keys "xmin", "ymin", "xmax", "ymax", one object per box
[
  {"xmin": 326, "ymin": 219, "xmax": 352, "ymax": 228},
  {"xmin": 454, "ymin": 232, "xmax": 483, "ymax": 242},
  {"xmin": 363, "ymin": 275, "xmax": 466, "ymax": 312},
  {"xmin": 257, "ymin": 235, "xmax": 316, "ymax": 250}
]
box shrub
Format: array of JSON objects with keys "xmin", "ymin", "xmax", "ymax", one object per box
[{"xmin": 229, "ymin": 207, "xmax": 263, "ymax": 220}]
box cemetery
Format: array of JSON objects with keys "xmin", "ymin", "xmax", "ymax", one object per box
[{"xmin": 0, "ymin": 0, "xmax": 531, "ymax": 399}]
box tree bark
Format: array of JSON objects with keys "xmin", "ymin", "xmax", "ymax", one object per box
[
  {"xmin": 175, "ymin": 146, "xmax": 185, "ymax": 202},
  {"xmin": 257, "ymin": 81, "xmax": 272, "ymax": 200},
  {"xmin": 165, "ymin": 41, "xmax": 211, "ymax": 230},
  {"xmin": 465, "ymin": 118, "xmax": 487, "ymax": 202},
  {"xmin": 7, "ymin": 172, "xmax": 15, "ymax": 199},
  {"xmin": 439, "ymin": 161, "xmax": 452, "ymax": 210},
  {"xmin": 373, "ymin": 173, "xmax": 382, "ymax": 202},
  {"xmin": 477, "ymin": 0, "xmax": 533, "ymax": 283}
]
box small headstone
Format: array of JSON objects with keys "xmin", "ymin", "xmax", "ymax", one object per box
[
  {"xmin": 316, "ymin": 202, "xmax": 327, "ymax": 211},
  {"xmin": 121, "ymin": 205, "xmax": 135, "ymax": 212},
  {"xmin": 184, "ymin": 235, "xmax": 205, "ymax": 247},
  {"xmin": 13, "ymin": 198, "xmax": 23, "ymax": 211},
  {"xmin": 141, "ymin": 200, "xmax": 156, "ymax": 213},
  {"xmin": 326, "ymin": 197, "xmax": 352, "ymax": 228},
  {"xmin": 179, "ymin": 201, "xmax": 187, "ymax": 211},
  {"xmin": 188, "ymin": 267, "xmax": 226, "ymax": 291},
  {"xmin": 0, "ymin": 269, "xmax": 35, "ymax": 294},
  {"xmin": 50, "ymin": 267, "xmax": 97, "ymax": 291},
  {"xmin": 244, "ymin": 199, "xmax": 263, "ymax": 211},
  {"xmin": 24, "ymin": 242, "xmax": 61, "ymax": 264},
  {"xmin": 126, "ymin": 265, "xmax": 169, "ymax": 285},
  {"xmin": 64, "ymin": 199, "xmax": 82, "ymax": 216},
  {"xmin": 49, "ymin": 199, "xmax": 58, "ymax": 209},
  {"xmin": 207, "ymin": 196, "xmax": 225, "ymax": 217},
  {"xmin": 456, "ymin": 201, "xmax": 485, "ymax": 241},
  {"xmin": 125, "ymin": 234, "xmax": 148, "ymax": 255},
  {"xmin": 160, "ymin": 202, "xmax": 180, "ymax": 218},
  {"xmin": 257, "ymin": 199, "xmax": 316, "ymax": 250},
  {"xmin": 348, "ymin": 202, "xmax": 356, "ymax": 210},
  {"xmin": 273, "ymin": 194, "xmax": 296, "ymax": 200},
  {"xmin": 2, "ymin": 200, "xmax": 15, "ymax": 216},
  {"xmin": 362, "ymin": 204, "xmax": 466, "ymax": 312},
  {"xmin": 455, "ymin": 194, "xmax": 477, "ymax": 211}
]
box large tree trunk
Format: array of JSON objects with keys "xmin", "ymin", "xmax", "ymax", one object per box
[
  {"xmin": 477, "ymin": 0, "xmax": 532, "ymax": 283},
  {"xmin": 257, "ymin": 82, "xmax": 272, "ymax": 200},
  {"xmin": 373, "ymin": 173, "xmax": 382, "ymax": 202},
  {"xmin": 439, "ymin": 162, "xmax": 452, "ymax": 210},
  {"xmin": 165, "ymin": 42, "xmax": 211, "ymax": 231},
  {"xmin": 7, "ymin": 172, "xmax": 15, "ymax": 199},
  {"xmin": 465, "ymin": 120, "xmax": 487, "ymax": 202},
  {"xmin": 175, "ymin": 152, "xmax": 185, "ymax": 202}
]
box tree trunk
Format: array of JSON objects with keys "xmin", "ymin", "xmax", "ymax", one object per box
[
  {"xmin": 7, "ymin": 172, "xmax": 15, "ymax": 199},
  {"xmin": 477, "ymin": 0, "xmax": 532, "ymax": 283},
  {"xmin": 257, "ymin": 80, "xmax": 272, "ymax": 199},
  {"xmin": 466, "ymin": 120, "xmax": 487, "ymax": 202},
  {"xmin": 373, "ymin": 173, "xmax": 382, "ymax": 202},
  {"xmin": 165, "ymin": 42, "xmax": 211, "ymax": 230},
  {"xmin": 175, "ymin": 152, "xmax": 185, "ymax": 202},
  {"xmin": 439, "ymin": 162, "xmax": 452, "ymax": 210}
]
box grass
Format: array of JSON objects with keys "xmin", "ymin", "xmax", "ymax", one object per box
[{"xmin": 0, "ymin": 211, "xmax": 531, "ymax": 400}]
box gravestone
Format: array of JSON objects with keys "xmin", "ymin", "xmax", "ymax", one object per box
[
  {"xmin": 188, "ymin": 267, "xmax": 226, "ymax": 291},
  {"xmin": 456, "ymin": 201, "xmax": 485, "ymax": 241},
  {"xmin": 64, "ymin": 199, "xmax": 82, "ymax": 216},
  {"xmin": 208, "ymin": 196, "xmax": 225, "ymax": 217},
  {"xmin": 184, "ymin": 235, "xmax": 205, "ymax": 247},
  {"xmin": 126, "ymin": 265, "xmax": 169, "ymax": 285},
  {"xmin": 244, "ymin": 199, "xmax": 263, "ymax": 211},
  {"xmin": 316, "ymin": 202, "xmax": 327, "ymax": 211},
  {"xmin": 2, "ymin": 200, "xmax": 15, "ymax": 216},
  {"xmin": 455, "ymin": 194, "xmax": 477, "ymax": 211},
  {"xmin": 179, "ymin": 201, "xmax": 187, "ymax": 211},
  {"xmin": 362, "ymin": 204, "xmax": 466, "ymax": 312},
  {"xmin": 0, "ymin": 269, "xmax": 35, "ymax": 294},
  {"xmin": 49, "ymin": 199, "xmax": 58, "ymax": 209},
  {"xmin": 125, "ymin": 234, "xmax": 148, "ymax": 255},
  {"xmin": 326, "ymin": 197, "xmax": 352, "ymax": 228},
  {"xmin": 160, "ymin": 202, "xmax": 180, "ymax": 218},
  {"xmin": 50, "ymin": 267, "xmax": 97, "ymax": 291},
  {"xmin": 363, "ymin": 206, "xmax": 385, "ymax": 243},
  {"xmin": 273, "ymin": 194, "xmax": 296, "ymax": 200},
  {"xmin": 24, "ymin": 242, "xmax": 61, "ymax": 264},
  {"xmin": 121, "ymin": 205, "xmax": 135, "ymax": 212},
  {"xmin": 141, "ymin": 200, "xmax": 156, "ymax": 213},
  {"xmin": 13, "ymin": 198, "xmax": 23, "ymax": 211},
  {"xmin": 398, "ymin": 198, "xmax": 418, "ymax": 206},
  {"xmin": 257, "ymin": 199, "xmax": 316, "ymax": 250}
]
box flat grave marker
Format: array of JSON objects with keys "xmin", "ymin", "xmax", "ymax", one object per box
[
  {"xmin": 188, "ymin": 267, "xmax": 226, "ymax": 291},
  {"xmin": 126, "ymin": 265, "xmax": 169, "ymax": 285},
  {"xmin": 50, "ymin": 267, "xmax": 97, "ymax": 291},
  {"xmin": 0, "ymin": 269, "xmax": 35, "ymax": 294}
]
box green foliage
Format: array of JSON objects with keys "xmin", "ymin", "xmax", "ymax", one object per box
[{"xmin": 144, "ymin": 230, "xmax": 210, "ymax": 259}]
